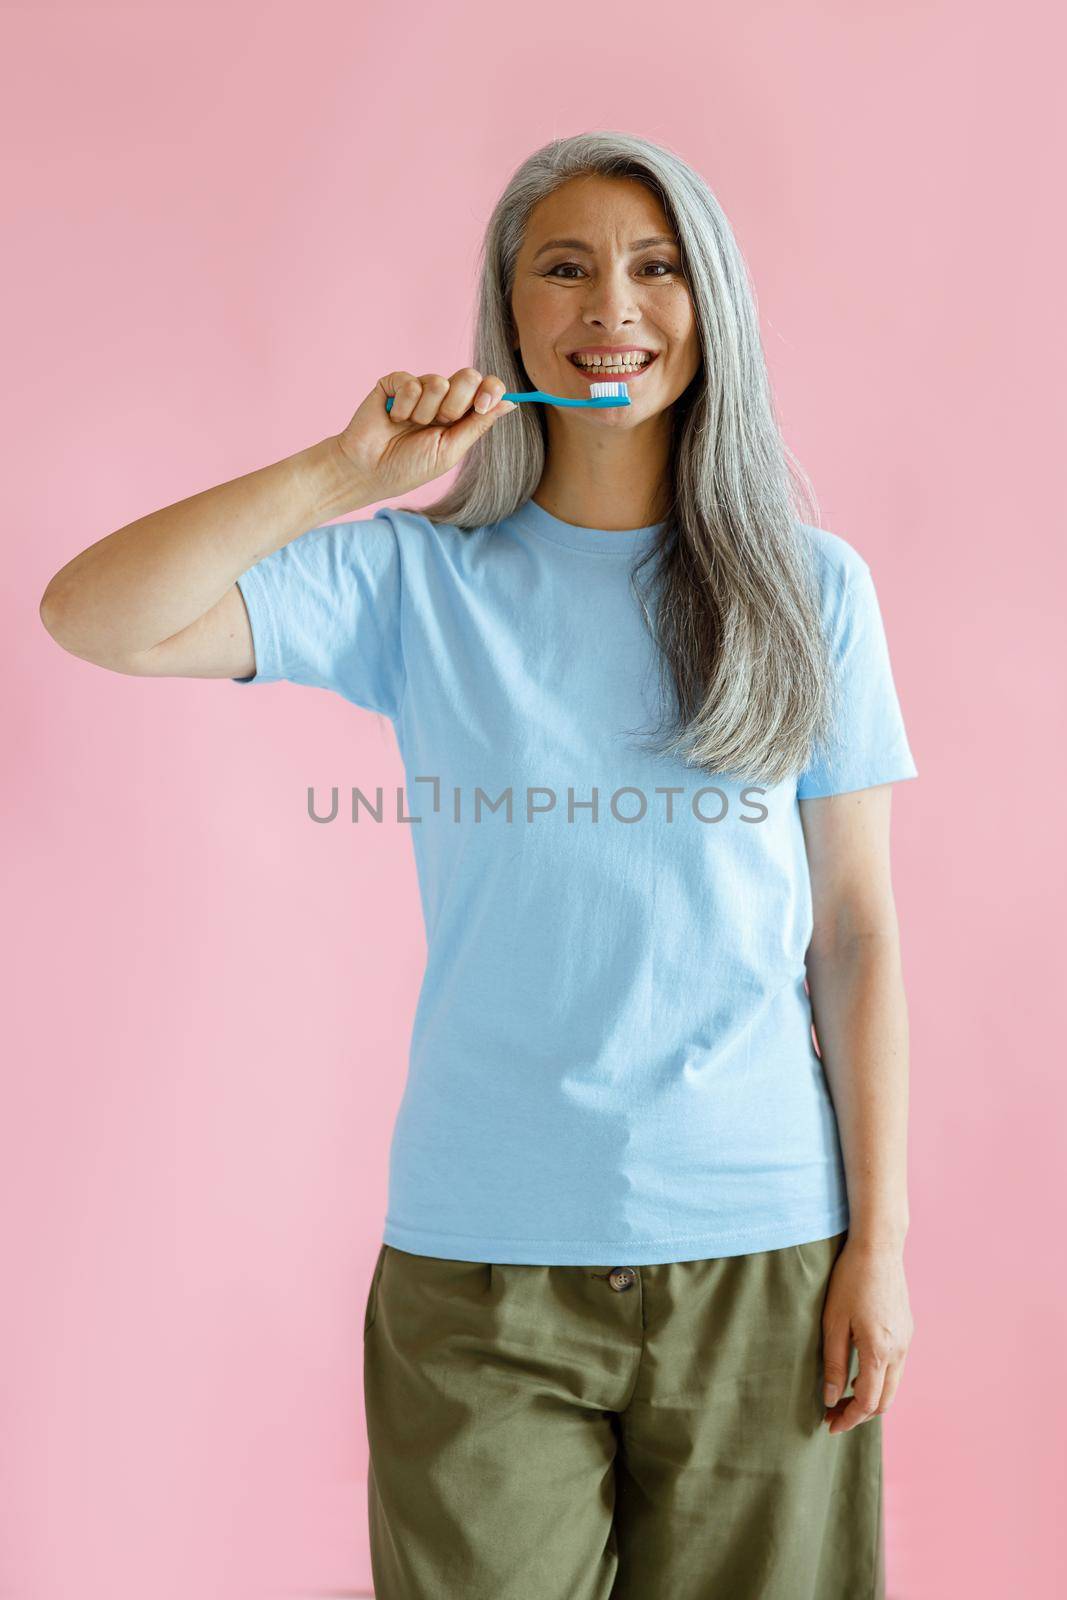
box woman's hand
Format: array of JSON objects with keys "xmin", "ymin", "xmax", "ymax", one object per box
[
  {"xmin": 821, "ymin": 1237, "xmax": 914, "ymax": 1435},
  {"xmin": 333, "ymin": 367, "xmax": 517, "ymax": 503}
]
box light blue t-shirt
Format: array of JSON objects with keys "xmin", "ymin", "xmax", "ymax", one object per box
[{"xmin": 233, "ymin": 496, "xmax": 918, "ymax": 1265}]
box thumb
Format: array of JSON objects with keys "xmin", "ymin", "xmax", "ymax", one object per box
[{"xmin": 438, "ymin": 397, "xmax": 518, "ymax": 463}]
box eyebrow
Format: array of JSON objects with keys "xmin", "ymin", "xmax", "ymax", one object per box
[{"xmin": 531, "ymin": 234, "xmax": 678, "ymax": 260}]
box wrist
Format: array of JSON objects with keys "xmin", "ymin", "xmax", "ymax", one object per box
[
  {"xmin": 297, "ymin": 436, "xmax": 377, "ymax": 524},
  {"xmin": 846, "ymin": 1218, "xmax": 909, "ymax": 1254}
]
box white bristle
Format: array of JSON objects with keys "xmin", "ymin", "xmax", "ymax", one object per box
[{"xmin": 588, "ymin": 380, "xmax": 630, "ymax": 400}]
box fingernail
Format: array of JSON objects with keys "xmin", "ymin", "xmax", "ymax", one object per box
[
  {"xmin": 474, "ymin": 393, "xmax": 491, "ymax": 413},
  {"xmin": 823, "ymin": 1384, "xmax": 839, "ymax": 1406}
]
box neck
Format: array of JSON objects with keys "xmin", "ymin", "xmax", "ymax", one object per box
[{"xmin": 534, "ymin": 410, "xmax": 673, "ymax": 530}]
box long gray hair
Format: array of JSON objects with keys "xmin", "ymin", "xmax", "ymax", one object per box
[{"xmin": 410, "ymin": 131, "xmax": 838, "ymax": 788}]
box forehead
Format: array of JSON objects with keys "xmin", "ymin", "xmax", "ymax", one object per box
[{"xmin": 523, "ymin": 174, "xmax": 673, "ymax": 244}]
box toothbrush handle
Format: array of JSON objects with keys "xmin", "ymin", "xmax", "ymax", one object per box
[
  {"xmin": 500, "ymin": 391, "xmax": 598, "ymax": 407},
  {"xmin": 384, "ymin": 390, "xmax": 613, "ymax": 412}
]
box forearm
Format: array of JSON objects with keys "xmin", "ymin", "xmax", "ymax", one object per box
[
  {"xmin": 39, "ymin": 436, "xmax": 371, "ymax": 663},
  {"xmin": 805, "ymin": 930, "xmax": 911, "ymax": 1251}
]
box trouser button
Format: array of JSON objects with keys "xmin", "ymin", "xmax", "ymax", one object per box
[{"xmin": 608, "ymin": 1266, "xmax": 637, "ymax": 1292}]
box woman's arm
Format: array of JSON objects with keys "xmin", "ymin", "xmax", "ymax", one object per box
[
  {"xmin": 38, "ymin": 437, "xmax": 372, "ymax": 680},
  {"xmin": 799, "ymin": 783, "xmax": 915, "ymax": 1432},
  {"xmin": 800, "ymin": 783, "xmax": 910, "ymax": 1249},
  {"xmin": 38, "ymin": 367, "xmax": 514, "ymax": 682}
]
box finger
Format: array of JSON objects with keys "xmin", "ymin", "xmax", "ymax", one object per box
[
  {"xmin": 874, "ymin": 1355, "xmax": 906, "ymax": 1416},
  {"xmin": 828, "ymin": 1393, "xmax": 871, "ymax": 1433},
  {"xmin": 380, "ymin": 371, "xmax": 421, "ymax": 423},
  {"xmin": 828, "ymin": 1344, "xmax": 887, "ymax": 1434},
  {"xmin": 822, "ymin": 1321, "xmax": 851, "ymax": 1410},
  {"xmin": 436, "ymin": 395, "xmax": 517, "ymax": 461},
  {"xmin": 411, "ymin": 373, "xmax": 452, "ymax": 426},
  {"xmin": 471, "ymin": 372, "xmax": 510, "ymax": 415},
  {"xmin": 435, "ymin": 367, "xmax": 485, "ymax": 424}
]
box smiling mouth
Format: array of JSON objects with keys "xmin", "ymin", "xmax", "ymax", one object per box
[{"xmin": 567, "ymin": 352, "xmax": 660, "ymax": 382}]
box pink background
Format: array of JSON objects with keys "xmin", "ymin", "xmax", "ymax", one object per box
[{"xmin": 4, "ymin": 1, "xmax": 1064, "ymax": 1596}]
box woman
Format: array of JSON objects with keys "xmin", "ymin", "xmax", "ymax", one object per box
[{"xmin": 40, "ymin": 131, "xmax": 917, "ymax": 1599}]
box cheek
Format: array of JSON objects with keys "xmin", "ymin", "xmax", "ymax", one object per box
[
  {"xmin": 514, "ymin": 284, "xmax": 566, "ymax": 338},
  {"xmin": 669, "ymin": 288, "xmax": 697, "ymax": 339},
  {"xmin": 671, "ymin": 304, "xmax": 700, "ymax": 365},
  {"xmin": 647, "ymin": 285, "xmax": 696, "ymax": 345}
]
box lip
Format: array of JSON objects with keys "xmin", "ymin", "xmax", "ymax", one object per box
[{"xmin": 567, "ymin": 350, "xmax": 660, "ymax": 383}]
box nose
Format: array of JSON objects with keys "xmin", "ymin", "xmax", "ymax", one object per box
[{"xmin": 580, "ymin": 263, "xmax": 640, "ymax": 334}]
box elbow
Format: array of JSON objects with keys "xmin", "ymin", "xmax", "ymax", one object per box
[
  {"xmin": 38, "ymin": 578, "xmax": 103, "ymax": 665},
  {"xmin": 39, "ymin": 580, "xmax": 70, "ymax": 647},
  {"xmin": 38, "ymin": 579, "xmax": 144, "ymax": 674}
]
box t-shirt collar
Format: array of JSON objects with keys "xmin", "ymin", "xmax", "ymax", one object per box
[{"xmin": 511, "ymin": 496, "xmax": 666, "ymax": 555}]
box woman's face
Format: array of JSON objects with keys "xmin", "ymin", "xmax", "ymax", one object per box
[{"xmin": 509, "ymin": 174, "xmax": 702, "ymax": 425}]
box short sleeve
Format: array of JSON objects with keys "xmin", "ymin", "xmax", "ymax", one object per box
[
  {"xmin": 796, "ymin": 559, "xmax": 918, "ymax": 799},
  {"xmin": 230, "ymin": 515, "xmax": 405, "ymax": 720}
]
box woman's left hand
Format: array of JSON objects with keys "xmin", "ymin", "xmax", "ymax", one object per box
[{"xmin": 821, "ymin": 1236, "xmax": 914, "ymax": 1435}]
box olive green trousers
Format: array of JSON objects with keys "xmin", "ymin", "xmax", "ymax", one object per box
[{"xmin": 362, "ymin": 1231, "xmax": 884, "ymax": 1599}]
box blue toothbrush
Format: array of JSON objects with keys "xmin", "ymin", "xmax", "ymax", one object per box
[{"xmin": 385, "ymin": 380, "xmax": 631, "ymax": 413}]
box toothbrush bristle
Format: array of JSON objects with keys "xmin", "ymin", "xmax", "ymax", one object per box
[{"xmin": 589, "ymin": 380, "xmax": 629, "ymax": 399}]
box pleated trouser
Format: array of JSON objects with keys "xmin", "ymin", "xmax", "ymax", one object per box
[{"xmin": 362, "ymin": 1230, "xmax": 883, "ymax": 1599}]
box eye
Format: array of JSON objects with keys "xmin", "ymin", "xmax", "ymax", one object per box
[{"xmin": 543, "ymin": 260, "xmax": 679, "ymax": 280}]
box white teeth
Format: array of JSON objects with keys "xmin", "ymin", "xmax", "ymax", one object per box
[{"xmin": 572, "ymin": 352, "xmax": 652, "ymax": 369}]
